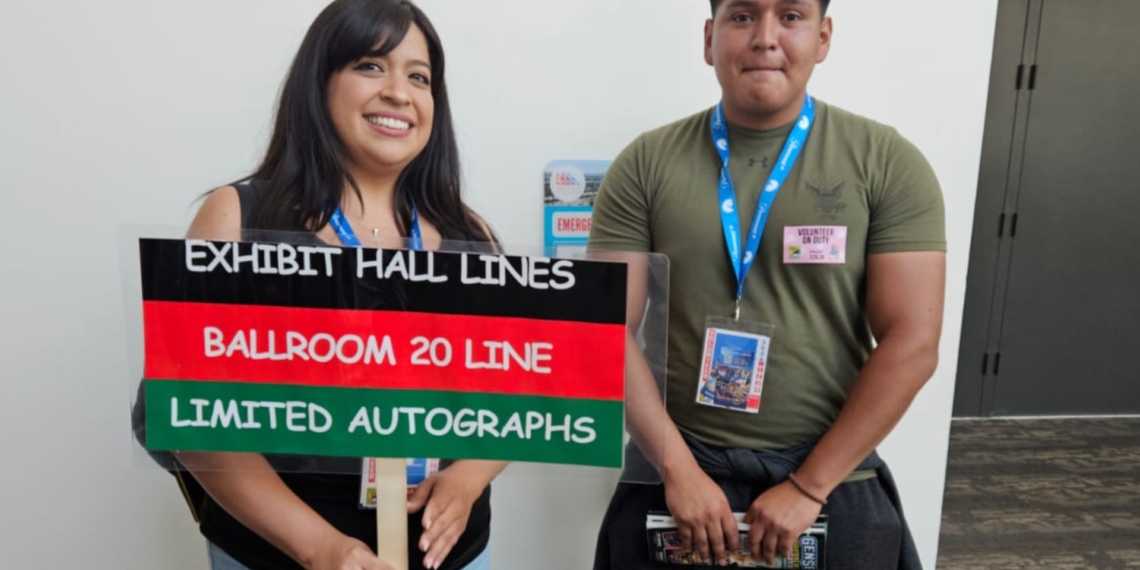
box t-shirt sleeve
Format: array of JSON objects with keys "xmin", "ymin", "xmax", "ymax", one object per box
[
  {"xmin": 866, "ymin": 129, "xmax": 947, "ymax": 253},
  {"xmin": 588, "ymin": 136, "xmax": 653, "ymax": 253}
]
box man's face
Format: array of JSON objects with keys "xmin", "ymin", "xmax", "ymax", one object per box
[{"xmin": 705, "ymin": 0, "xmax": 832, "ymax": 124}]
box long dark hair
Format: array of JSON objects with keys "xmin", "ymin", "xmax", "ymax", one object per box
[{"xmin": 238, "ymin": 0, "xmax": 494, "ymax": 244}]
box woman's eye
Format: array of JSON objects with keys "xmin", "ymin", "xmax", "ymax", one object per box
[
  {"xmin": 355, "ymin": 62, "xmax": 383, "ymax": 72},
  {"xmin": 410, "ymin": 72, "xmax": 432, "ymax": 86}
]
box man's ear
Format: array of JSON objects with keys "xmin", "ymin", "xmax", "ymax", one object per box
[
  {"xmin": 704, "ymin": 18, "xmax": 715, "ymax": 66},
  {"xmin": 816, "ymin": 16, "xmax": 833, "ymax": 63}
]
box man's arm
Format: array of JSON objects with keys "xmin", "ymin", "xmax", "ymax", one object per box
[
  {"xmin": 588, "ymin": 250, "xmax": 742, "ymax": 565},
  {"xmin": 588, "ymin": 135, "xmax": 742, "ymax": 564},
  {"xmin": 745, "ymin": 250, "xmax": 946, "ymax": 564},
  {"xmin": 587, "ymin": 252, "xmax": 688, "ymax": 476},
  {"xmin": 796, "ymin": 250, "xmax": 945, "ymax": 494}
]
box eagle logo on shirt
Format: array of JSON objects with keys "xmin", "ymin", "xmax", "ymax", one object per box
[{"xmin": 809, "ymin": 180, "xmax": 847, "ymax": 221}]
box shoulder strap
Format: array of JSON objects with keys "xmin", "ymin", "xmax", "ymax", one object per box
[{"xmin": 234, "ymin": 179, "xmax": 265, "ymax": 230}]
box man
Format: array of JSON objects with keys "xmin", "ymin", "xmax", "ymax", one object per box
[{"xmin": 588, "ymin": 0, "xmax": 945, "ymax": 568}]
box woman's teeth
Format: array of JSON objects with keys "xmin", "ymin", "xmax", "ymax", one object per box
[{"xmin": 367, "ymin": 116, "xmax": 410, "ymax": 130}]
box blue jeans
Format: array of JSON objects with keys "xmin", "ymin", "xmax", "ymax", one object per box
[{"xmin": 208, "ymin": 541, "xmax": 491, "ymax": 570}]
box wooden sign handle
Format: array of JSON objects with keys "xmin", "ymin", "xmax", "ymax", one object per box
[{"xmin": 374, "ymin": 458, "xmax": 409, "ymax": 570}]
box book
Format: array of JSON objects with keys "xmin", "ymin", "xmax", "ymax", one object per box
[{"xmin": 646, "ymin": 511, "xmax": 827, "ymax": 568}]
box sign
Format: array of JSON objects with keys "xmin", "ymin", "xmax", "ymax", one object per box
[
  {"xmin": 544, "ymin": 159, "xmax": 610, "ymax": 258},
  {"xmin": 137, "ymin": 238, "xmax": 628, "ymax": 468}
]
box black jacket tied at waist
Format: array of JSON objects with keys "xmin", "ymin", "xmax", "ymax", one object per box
[{"xmin": 593, "ymin": 434, "xmax": 924, "ymax": 570}]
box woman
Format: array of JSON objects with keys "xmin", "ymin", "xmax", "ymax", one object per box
[{"xmin": 151, "ymin": 1, "xmax": 504, "ymax": 568}]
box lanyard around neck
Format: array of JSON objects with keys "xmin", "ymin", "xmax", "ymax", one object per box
[
  {"xmin": 329, "ymin": 201, "xmax": 423, "ymax": 251},
  {"xmin": 712, "ymin": 95, "xmax": 815, "ymax": 319}
]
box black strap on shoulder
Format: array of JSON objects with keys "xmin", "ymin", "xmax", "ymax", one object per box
[{"xmin": 234, "ymin": 179, "xmax": 264, "ymax": 229}]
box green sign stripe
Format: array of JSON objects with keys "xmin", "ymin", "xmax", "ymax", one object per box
[{"xmin": 145, "ymin": 380, "xmax": 624, "ymax": 468}]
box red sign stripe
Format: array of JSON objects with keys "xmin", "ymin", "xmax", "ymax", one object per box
[{"xmin": 143, "ymin": 301, "xmax": 625, "ymax": 401}]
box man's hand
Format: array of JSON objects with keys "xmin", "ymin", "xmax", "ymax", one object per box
[
  {"xmin": 743, "ymin": 481, "xmax": 823, "ymax": 566},
  {"xmin": 664, "ymin": 463, "xmax": 740, "ymax": 565}
]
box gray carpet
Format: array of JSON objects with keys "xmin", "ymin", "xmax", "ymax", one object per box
[{"xmin": 937, "ymin": 417, "xmax": 1140, "ymax": 569}]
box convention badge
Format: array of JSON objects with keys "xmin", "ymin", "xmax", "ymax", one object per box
[
  {"xmin": 695, "ymin": 316, "xmax": 774, "ymax": 414},
  {"xmin": 359, "ymin": 457, "xmax": 440, "ymax": 508},
  {"xmin": 784, "ymin": 226, "xmax": 847, "ymax": 264}
]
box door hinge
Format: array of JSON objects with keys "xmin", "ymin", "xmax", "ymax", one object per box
[
  {"xmin": 1016, "ymin": 64, "xmax": 1024, "ymax": 90},
  {"xmin": 983, "ymin": 352, "xmax": 1002, "ymax": 376},
  {"xmin": 999, "ymin": 213, "xmax": 1006, "ymax": 237},
  {"xmin": 1011, "ymin": 213, "xmax": 1019, "ymax": 237},
  {"xmin": 1028, "ymin": 65, "xmax": 1038, "ymax": 90}
]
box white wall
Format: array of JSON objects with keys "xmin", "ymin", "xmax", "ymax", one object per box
[
  {"xmin": 800, "ymin": 2, "xmax": 999, "ymax": 567},
  {"xmin": 0, "ymin": 0, "xmax": 997, "ymax": 568}
]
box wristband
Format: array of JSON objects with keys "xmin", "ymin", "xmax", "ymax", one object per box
[{"xmin": 787, "ymin": 473, "xmax": 827, "ymax": 506}]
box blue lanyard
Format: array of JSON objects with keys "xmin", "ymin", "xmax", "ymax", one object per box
[
  {"xmin": 329, "ymin": 201, "xmax": 424, "ymax": 475},
  {"xmin": 712, "ymin": 95, "xmax": 815, "ymax": 319},
  {"xmin": 329, "ymin": 201, "xmax": 423, "ymax": 250}
]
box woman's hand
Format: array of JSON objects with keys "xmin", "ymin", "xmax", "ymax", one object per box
[
  {"xmin": 177, "ymin": 452, "xmax": 395, "ymax": 570},
  {"xmin": 406, "ymin": 461, "xmax": 506, "ymax": 569},
  {"xmin": 304, "ymin": 532, "xmax": 395, "ymax": 570}
]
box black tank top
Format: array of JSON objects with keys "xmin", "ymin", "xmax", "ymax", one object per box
[{"xmin": 185, "ymin": 180, "xmax": 492, "ymax": 570}]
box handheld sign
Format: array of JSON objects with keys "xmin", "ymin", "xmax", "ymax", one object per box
[{"xmin": 132, "ymin": 235, "xmax": 629, "ymax": 568}]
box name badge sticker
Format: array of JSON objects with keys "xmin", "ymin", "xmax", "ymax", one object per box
[{"xmin": 784, "ymin": 226, "xmax": 847, "ymax": 264}]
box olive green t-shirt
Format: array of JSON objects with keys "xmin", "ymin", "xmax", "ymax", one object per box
[{"xmin": 588, "ymin": 100, "xmax": 945, "ymax": 452}]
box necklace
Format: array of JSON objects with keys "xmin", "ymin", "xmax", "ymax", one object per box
[{"xmin": 331, "ymin": 204, "xmax": 422, "ymax": 250}]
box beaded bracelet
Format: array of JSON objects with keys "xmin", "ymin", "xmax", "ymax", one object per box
[{"xmin": 787, "ymin": 473, "xmax": 828, "ymax": 506}]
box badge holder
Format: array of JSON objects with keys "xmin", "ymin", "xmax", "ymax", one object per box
[{"xmin": 695, "ymin": 306, "xmax": 774, "ymax": 415}]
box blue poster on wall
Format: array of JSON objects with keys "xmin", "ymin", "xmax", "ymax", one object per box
[{"xmin": 543, "ymin": 159, "xmax": 611, "ymax": 258}]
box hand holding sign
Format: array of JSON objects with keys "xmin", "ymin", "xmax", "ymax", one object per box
[
  {"xmin": 407, "ymin": 460, "xmax": 505, "ymax": 569},
  {"xmin": 307, "ymin": 533, "xmax": 396, "ymax": 570}
]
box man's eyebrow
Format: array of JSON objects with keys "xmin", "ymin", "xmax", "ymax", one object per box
[
  {"xmin": 725, "ymin": 0, "xmax": 811, "ymax": 10},
  {"xmin": 724, "ymin": 0, "xmax": 758, "ymax": 10}
]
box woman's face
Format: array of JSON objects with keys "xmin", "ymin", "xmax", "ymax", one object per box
[{"xmin": 327, "ymin": 24, "xmax": 435, "ymax": 180}]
